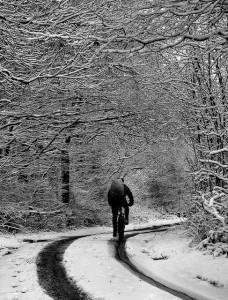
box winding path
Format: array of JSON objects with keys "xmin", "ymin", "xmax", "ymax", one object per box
[{"xmin": 36, "ymin": 226, "xmax": 196, "ymax": 300}]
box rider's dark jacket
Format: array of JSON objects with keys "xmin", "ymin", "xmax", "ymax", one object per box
[{"xmin": 108, "ymin": 184, "xmax": 134, "ymax": 207}]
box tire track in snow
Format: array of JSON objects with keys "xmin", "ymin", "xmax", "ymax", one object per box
[
  {"xmin": 36, "ymin": 235, "xmax": 92, "ymax": 300},
  {"xmin": 36, "ymin": 225, "xmax": 196, "ymax": 300},
  {"xmin": 115, "ymin": 230, "xmax": 196, "ymax": 300}
]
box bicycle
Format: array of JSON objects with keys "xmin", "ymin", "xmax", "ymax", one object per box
[{"xmin": 117, "ymin": 206, "xmax": 125, "ymax": 242}]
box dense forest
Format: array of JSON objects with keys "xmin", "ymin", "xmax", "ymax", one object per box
[{"xmin": 0, "ymin": 0, "xmax": 228, "ymax": 256}]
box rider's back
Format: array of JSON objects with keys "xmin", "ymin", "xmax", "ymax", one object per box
[{"xmin": 108, "ymin": 179, "xmax": 125, "ymax": 207}]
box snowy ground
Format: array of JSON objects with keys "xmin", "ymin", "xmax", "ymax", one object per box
[
  {"xmin": 64, "ymin": 232, "xmax": 179, "ymax": 300},
  {"xmin": 126, "ymin": 227, "xmax": 228, "ymax": 300},
  {"xmin": 0, "ymin": 239, "xmax": 51, "ymax": 300},
  {"xmin": 0, "ymin": 218, "xmax": 228, "ymax": 299},
  {"xmin": 63, "ymin": 221, "xmax": 228, "ymax": 300},
  {"xmin": 0, "ymin": 227, "xmax": 111, "ymax": 300}
]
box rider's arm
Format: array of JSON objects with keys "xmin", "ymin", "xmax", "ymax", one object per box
[{"xmin": 124, "ymin": 185, "xmax": 134, "ymax": 206}]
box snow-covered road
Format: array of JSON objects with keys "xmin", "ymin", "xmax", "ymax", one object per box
[
  {"xmin": 62, "ymin": 220, "xmax": 228, "ymax": 300},
  {"xmin": 0, "ymin": 240, "xmax": 51, "ymax": 300},
  {"xmin": 1, "ymin": 219, "xmax": 228, "ymax": 300},
  {"xmin": 64, "ymin": 232, "xmax": 184, "ymax": 300},
  {"xmin": 126, "ymin": 229, "xmax": 228, "ymax": 300}
]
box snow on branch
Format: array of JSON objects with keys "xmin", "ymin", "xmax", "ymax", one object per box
[
  {"xmin": 209, "ymin": 147, "xmax": 228, "ymax": 155},
  {"xmin": 193, "ymin": 168, "xmax": 228, "ymax": 184},
  {"xmin": 199, "ymin": 159, "xmax": 228, "ymax": 169},
  {"xmin": 202, "ymin": 192, "xmax": 226, "ymax": 226}
]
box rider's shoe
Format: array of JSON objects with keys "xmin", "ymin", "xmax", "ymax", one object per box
[
  {"xmin": 124, "ymin": 218, "xmax": 129, "ymax": 225},
  {"xmin": 113, "ymin": 231, "xmax": 117, "ymax": 237}
]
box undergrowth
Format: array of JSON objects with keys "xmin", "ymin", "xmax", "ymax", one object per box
[{"xmin": 196, "ymin": 275, "xmax": 224, "ymax": 287}]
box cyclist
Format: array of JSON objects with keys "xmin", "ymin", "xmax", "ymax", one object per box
[{"xmin": 108, "ymin": 178, "xmax": 134, "ymax": 237}]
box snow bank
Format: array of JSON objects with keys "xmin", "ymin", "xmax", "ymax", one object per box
[{"xmin": 126, "ymin": 228, "xmax": 228, "ymax": 300}]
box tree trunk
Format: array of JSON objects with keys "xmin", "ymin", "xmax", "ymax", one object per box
[{"xmin": 61, "ymin": 136, "xmax": 71, "ymax": 204}]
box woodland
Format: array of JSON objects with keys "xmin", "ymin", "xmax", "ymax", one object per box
[{"xmin": 0, "ymin": 0, "xmax": 228, "ymax": 256}]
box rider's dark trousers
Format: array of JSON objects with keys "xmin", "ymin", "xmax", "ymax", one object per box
[{"xmin": 112, "ymin": 205, "xmax": 129, "ymax": 234}]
